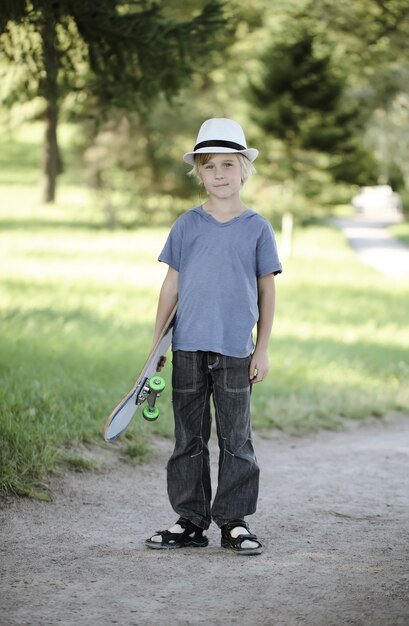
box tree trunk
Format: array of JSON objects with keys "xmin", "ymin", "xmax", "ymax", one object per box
[
  {"xmin": 40, "ymin": 10, "xmax": 61, "ymax": 204},
  {"xmin": 42, "ymin": 98, "xmax": 59, "ymax": 203}
]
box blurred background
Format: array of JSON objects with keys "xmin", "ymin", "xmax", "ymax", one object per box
[{"xmin": 1, "ymin": 0, "xmax": 408, "ymax": 498}]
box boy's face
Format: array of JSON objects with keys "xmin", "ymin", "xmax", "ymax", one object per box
[{"xmin": 199, "ymin": 154, "xmax": 242, "ymax": 199}]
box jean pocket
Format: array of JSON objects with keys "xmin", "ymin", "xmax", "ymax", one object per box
[
  {"xmin": 172, "ymin": 350, "xmax": 198, "ymax": 393},
  {"xmin": 222, "ymin": 355, "xmax": 251, "ymax": 392}
]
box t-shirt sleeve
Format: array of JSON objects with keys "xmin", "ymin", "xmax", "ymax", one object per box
[
  {"xmin": 256, "ymin": 221, "xmax": 283, "ymax": 277},
  {"xmin": 158, "ymin": 220, "xmax": 182, "ymax": 271}
]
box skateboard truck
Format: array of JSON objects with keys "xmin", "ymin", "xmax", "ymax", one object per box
[{"xmin": 140, "ymin": 376, "xmax": 165, "ymax": 422}]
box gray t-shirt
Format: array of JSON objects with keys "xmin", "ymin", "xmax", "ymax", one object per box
[{"xmin": 158, "ymin": 206, "xmax": 282, "ymax": 357}]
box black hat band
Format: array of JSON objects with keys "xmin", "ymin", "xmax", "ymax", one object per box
[{"xmin": 194, "ymin": 140, "xmax": 247, "ymax": 152}]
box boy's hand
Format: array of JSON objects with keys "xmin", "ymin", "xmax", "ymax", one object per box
[{"xmin": 249, "ymin": 349, "xmax": 269, "ymax": 384}]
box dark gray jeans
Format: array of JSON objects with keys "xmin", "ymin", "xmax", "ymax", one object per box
[{"xmin": 167, "ymin": 350, "xmax": 260, "ymax": 529}]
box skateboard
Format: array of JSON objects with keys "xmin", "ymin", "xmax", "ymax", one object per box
[{"xmin": 104, "ymin": 304, "xmax": 177, "ymax": 442}]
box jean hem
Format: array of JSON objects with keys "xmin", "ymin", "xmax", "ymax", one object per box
[{"xmin": 212, "ymin": 508, "xmax": 258, "ymax": 529}]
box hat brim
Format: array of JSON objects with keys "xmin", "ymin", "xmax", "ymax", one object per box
[{"xmin": 183, "ymin": 147, "xmax": 258, "ymax": 165}]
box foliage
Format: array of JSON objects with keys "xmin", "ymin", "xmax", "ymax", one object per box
[
  {"xmin": 105, "ymin": 0, "xmax": 408, "ymax": 226},
  {"xmin": 309, "ymin": 0, "xmax": 409, "ymax": 197},
  {"xmin": 1, "ymin": 0, "xmax": 409, "ymax": 222},
  {"xmin": 0, "ymin": 0, "xmax": 227, "ymax": 201},
  {"xmin": 366, "ymin": 90, "xmax": 409, "ymax": 191},
  {"xmin": 250, "ymin": 29, "xmax": 342, "ymax": 144},
  {"xmin": 0, "ymin": 0, "xmax": 227, "ymax": 108},
  {"xmin": 313, "ymin": 0, "xmax": 409, "ymax": 70},
  {"xmin": 247, "ymin": 11, "xmax": 378, "ymax": 218}
]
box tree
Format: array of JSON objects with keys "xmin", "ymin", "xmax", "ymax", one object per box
[
  {"xmin": 312, "ymin": 0, "xmax": 409, "ymax": 70},
  {"xmin": 248, "ymin": 24, "xmax": 377, "ymax": 217},
  {"xmin": 250, "ymin": 29, "xmax": 342, "ymax": 145},
  {"xmin": 367, "ymin": 91, "xmax": 409, "ymax": 190},
  {"xmin": 0, "ymin": 0, "xmax": 226, "ymax": 202},
  {"xmin": 308, "ymin": 0, "xmax": 409, "ymax": 196}
]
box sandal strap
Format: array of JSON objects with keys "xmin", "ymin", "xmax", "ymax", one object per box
[
  {"xmin": 176, "ymin": 517, "xmax": 194, "ymax": 529},
  {"xmin": 155, "ymin": 517, "xmax": 199, "ymax": 534},
  {"xmin": 234, "ymin": 533, "xmax": 260, "ymax": 546},
  {"xmin": 150, "ymin": 528, "xmax": 191, "ymax": 545},
  {"xmin": 150, "ymin": 518, "xmax": 204, "ymax": 545},
  {"xmin": 235, "ymin": 533, "xmax": 258, "ymax": 542},
  {"xmin": 222, "ymin": 519, "xmax": 250, "ymax": 533}
]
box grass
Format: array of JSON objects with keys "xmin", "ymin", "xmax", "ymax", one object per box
[
  {"xmin": 1, "ymin": 123, "xmax": 408, "ymax": 497},
  {"xmin": 258, "ymin": 225, "xmax": 409, "ymax": 431},
  {"xmin": 389, "ymin": 221, "xmax": 409, "ymax": 247},
  {"xmin": 63, "ymin": 455, "xmax": 98, "ymax": 473}
]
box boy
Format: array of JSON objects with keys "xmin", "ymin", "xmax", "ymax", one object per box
[{"xmin": 145, "ymin": 118, "xmax": 282, "ymax": 555}]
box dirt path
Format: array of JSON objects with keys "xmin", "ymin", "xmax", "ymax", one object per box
[
  {"xmin": 1, "ymin": 415, "xmax": 408, "ymax": 626},
  {"xmin": 332, "ymin": 214, "xmax": 409, "ymax": 280}
]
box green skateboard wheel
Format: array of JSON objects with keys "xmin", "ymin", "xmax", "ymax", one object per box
[
  {"xmin": 149, "ymin": 376, "xmax": 165, "ymax": 392},
  {"xmin": 143, "ymin": 406, "xmax": 159, "ymax": 421}
]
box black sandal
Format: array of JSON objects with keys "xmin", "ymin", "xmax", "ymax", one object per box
[
  {"xmin": 145, "ymin": 517, "xmax": 209, "ymax": 550},
  {"xmin": 221, "ymin": 519, "xmax": 263, "ymax": 555}
]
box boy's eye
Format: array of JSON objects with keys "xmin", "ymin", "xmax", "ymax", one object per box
[{"xmin": 203, "ymin": 161, "xmax": 234, "ymax": 170}]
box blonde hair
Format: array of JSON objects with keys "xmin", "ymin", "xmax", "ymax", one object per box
[{"xmin": 188, "ymin": 152, "xmax": 256, "ymax": 186}]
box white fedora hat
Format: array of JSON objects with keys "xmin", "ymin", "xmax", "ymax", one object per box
[{"xmin": 183, "ymin": 118, "xmax": 258, "ymax": 165}]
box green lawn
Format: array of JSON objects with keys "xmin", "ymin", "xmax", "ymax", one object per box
[
  {"xmin": 389, "ymin": 221, "xmax": 409, "ymax": 247},
  {"xmin": 1, "ymin": 124, "xmax": 408, "ymax": 498}
]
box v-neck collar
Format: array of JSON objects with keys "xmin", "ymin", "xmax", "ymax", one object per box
[{"xmin": 197, "ymin": 205, "xmax": 253, "ymax": 226}]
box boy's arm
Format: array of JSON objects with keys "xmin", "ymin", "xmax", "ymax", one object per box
[
  {"xmin": 250, "ymin": 273, "xmax": 276, "ymax": 384},
  {"xmin": 151, "ymin": 266, "xmax": 179, "ymax": 364}
]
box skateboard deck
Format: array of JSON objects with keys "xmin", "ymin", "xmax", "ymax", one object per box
[{"xmin": 104, "ymin": 304, "xmax": 177, "ymax": 442}]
